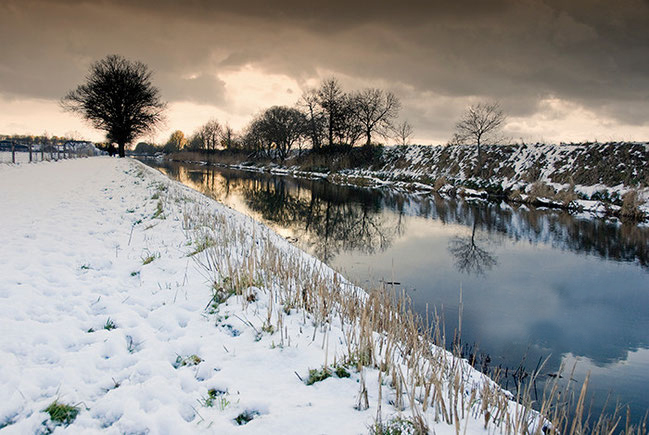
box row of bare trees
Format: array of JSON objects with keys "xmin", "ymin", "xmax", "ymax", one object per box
[
  {"xmin": 63, "ymin": 55, "xmax": 505, "ymax": 160},
  {"xmin": 157, "ymin": 121, "xmax": 237, "ymax": 154},
  {"xmin": 155, "ymin": 77, "xmax": 416, "ymax": 160},
  {"xmin": 241, "ymin": 77, "xmax": 414, "ymax": 158},
  {"xmin": 298, "ymin": 78, "xmax": 406, "ymax": 150}
]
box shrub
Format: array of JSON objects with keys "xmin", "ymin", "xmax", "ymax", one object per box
[
  {"xmin": 621, "ymin": 190, "xmax": 646, "ymax": 221},
  {"xmin": 334, "ymin": 365, "xmax": 351, "ymax": 378},
  {"xmin": 555, "ymin": 185, "xmax": 579, "ymax": 206},
  {"xmin": 527, "ymin": 181, "xmax": 555, "ymax": 203}
]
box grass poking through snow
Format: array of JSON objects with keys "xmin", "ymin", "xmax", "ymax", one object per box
[{"xmin": 43, "ymin": 401, "xmax": 79, "ymax": 427}]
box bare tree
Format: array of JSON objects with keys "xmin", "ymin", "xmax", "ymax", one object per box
[
  {"xmin": 186, "ymin": 132, "xmax": 202, "ymax": 151},
  {"xmin": 317, "ymin": 78, "xmax": 346, "ymax": 147},
  {"xmin": 335, "ymin": 97, "xmax": 365, "ymax": 147},
  {"xmin": 242, "ymin": 123, "xmax": 265, "ymax": 155},
  {"xmin": 453, "ymin": 102, "xmax": 506, "ymax": 159},
  {"xmin": 196, "ymin": 119, "xmax": 222, "ymax": 151},
  {"xmin": 353, "ymin": 88, "xmax": 401, "ymax": 146},
  {"xmin": 298, "ymin": 88, "xmax": 325, "ymax": 150},
  {"xmin": 221, "ymin": 124, "xmax": 237, "ymax": 150},
  {"xmin": 250, "ymin": 106, "xmax": 307, "ymax": 160},
  {"xmin": 392, "ymin": 120, "xmax": 414, "ymax": 146},
  {"xmin": 61, "ymin": 55, "xmax": 166, "ymax": 157}
]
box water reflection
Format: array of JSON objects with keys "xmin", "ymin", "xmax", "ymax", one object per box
[
  {"xmin": 157, "ymin": 161, "xmax": 649, "ymax": 270},
  {"xmin": 144, "ymin": 159, "xmax": 649, "ymax": 423},
  {"xmin": 162, "ymin": 163, "xmax": 403, "ymax": 262},
  {"xmin": 448, "ymin": 219, "xmax": 498, "ymax": 275},
  {"xmin": 242, "ymin": 178, "xmax": 402, "ymax": 262}
]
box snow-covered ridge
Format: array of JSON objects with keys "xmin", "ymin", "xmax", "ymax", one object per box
[
  {"xmin": 1, "ymin": 158, "xmax": 574, "ymax": 433},
  {"xmin": 372, "ymin": 142, "xmax": 648, "ymax": 190},
  {"xmin": 169, "ymin": 142, "xmax": 649, "ymax": 221}
]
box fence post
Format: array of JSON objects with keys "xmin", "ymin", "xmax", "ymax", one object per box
[
  {"xmin": 41, "ymin": 145, "xmax": 44, "ymax": 161},
  {"xmin": 12, "ymin": 142, "xmax": 15, "ymax": 164},
  {"xmin": 29, "ymin": 143, "xmax": 33, "ymax": 163}
]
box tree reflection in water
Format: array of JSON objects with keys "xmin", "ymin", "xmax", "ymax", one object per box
[
  {"xmin": 241, "ymin": 177, "xmax": 401, "ymax": 262},
  {"xmin": 158, "ymin": 162, "xmax": 402, "ymax": 263},
  {"xmin": 144, "ymin": 159, "xmax": 649, "ymax": 425},
  {"xmin": 152, "ymin": 160, "xmax": 649, "ymax": 270},
  {"xmin": 448, "ymin": 219, "xmax": 497, "ymax": 275}
]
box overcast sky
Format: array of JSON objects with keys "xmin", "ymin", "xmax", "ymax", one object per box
[{"xmin": 2, "ymin": 0, "xmax": 649, "ymax": 144}]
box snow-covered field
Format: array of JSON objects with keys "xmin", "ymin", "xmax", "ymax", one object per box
[{"xmin": 0, "ymin": 158, "xmax": 545, "ymax": 434}]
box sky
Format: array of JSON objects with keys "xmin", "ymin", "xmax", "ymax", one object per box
[{"xmin": 1, "ymin": 0, "xmax": 649, "ymax": 145}]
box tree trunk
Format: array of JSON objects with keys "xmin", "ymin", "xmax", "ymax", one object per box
[
  {"xmin": 118, "ymin": 142, "xmax": 126, "ymax": 158},
  {"xmin": 311, "ymin": 121, "xmax": 320, "ymax": 151},
  {"xmin": 328, "ymin": 122, "xmax": 334, "ymax": 147},
  {"xmin": 309, "ymin": 108, "xmax": 320, "ymax": 151},
  {"xmin": 366, "ymin": 128, "xmax": 372, "ymax": 146}
]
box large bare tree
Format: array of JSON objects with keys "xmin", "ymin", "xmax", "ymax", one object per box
[
  {"xmin": 353, "ymin": 88, "xmax": 401, "ymax": 145},
  {"xmin": 452, "ymin": 102, "xmax": 506, "ymax": 159},
  {"xmin": 61, "ymin": 55, "xmax": 166, "ymax": 157}
]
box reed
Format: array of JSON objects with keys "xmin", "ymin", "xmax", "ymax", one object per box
[{"xmin": 150, "ymin": 164, "xmax": 646, "ymax": 434}]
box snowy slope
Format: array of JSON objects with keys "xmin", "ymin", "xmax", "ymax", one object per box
[{"xmin": 0, "ymin": 158, "xmax": 544, "ymax": 434}]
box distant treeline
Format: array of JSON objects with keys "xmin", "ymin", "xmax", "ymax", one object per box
[
  {"xmin": 0, "ymin": 134, "xmax": 81, "ymax": 147},
  {"xmin": 136, "ymin": 77, "xmax": 413, "ymax": 159}
]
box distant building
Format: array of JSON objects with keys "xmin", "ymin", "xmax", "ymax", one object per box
[{"xmin": 63, "ymin": 140, "xmax": 102, "ymax": 156}]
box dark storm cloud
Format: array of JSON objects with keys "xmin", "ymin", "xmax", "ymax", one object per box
[{"xmin": 2, "ymin": 0, "xmax": 649, "ymax": 140}]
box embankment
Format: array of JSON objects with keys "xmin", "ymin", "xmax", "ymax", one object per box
[{"xmin": 167, "ymin": 142, "xmax": 649, "ymax": 221}]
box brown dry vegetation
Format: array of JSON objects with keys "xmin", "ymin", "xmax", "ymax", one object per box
[
  {"xmin": 621, "ymin": 190, "xmax": 646, "ymax": 221},
  {"xmin": 146, "ymin": 164, "xmax": 648, "ymax": 434}
]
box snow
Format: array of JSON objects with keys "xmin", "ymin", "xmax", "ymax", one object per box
[
  {"xmin": 0, "ymin": 157, "xmax": 540, "ymax": 434},
  {"xmin": 0, "ymin": 151, "xmax": 54, "ymax": 164}
]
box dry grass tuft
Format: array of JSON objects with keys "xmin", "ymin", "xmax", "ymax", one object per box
[{"xmin": 145, "ymin": 163, "xmax": 646, "ymax": 435}]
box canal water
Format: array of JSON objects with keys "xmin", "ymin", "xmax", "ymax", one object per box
[{"xmin": 142, "ymin": 159, "xmax": 649, "ymax": 424}]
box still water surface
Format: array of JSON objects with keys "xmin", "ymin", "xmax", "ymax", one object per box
[{"xmin": 144, "ymin": 159, "xmax": 649, "ymax": 423}]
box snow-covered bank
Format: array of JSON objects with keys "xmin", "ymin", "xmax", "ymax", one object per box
[
  {"xmin": 167, "ymin": 142, "xmax": 649, "ymax": 221},
  {"xmin": 0, "ymin": 158, "xmax": 568, "ymax": 433}
]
